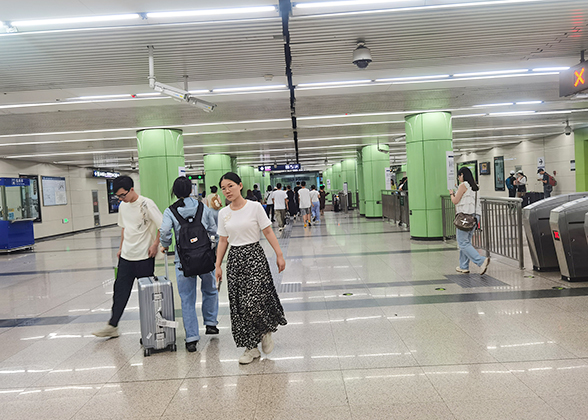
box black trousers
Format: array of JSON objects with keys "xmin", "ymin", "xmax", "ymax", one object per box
[
  {"xmin": 109, "ymin": 257, "xmax": 155, "ymax": 327},
  {"xmin": 266, "ymin": 204, "xmax": 275, "ymax": 221},
  {"xmin": 508, "ymin": 189, "xmax": 516, "ymax": 198}
]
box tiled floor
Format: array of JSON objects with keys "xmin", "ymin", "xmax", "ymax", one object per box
[{"xmin": 1, "ymin": 211, "xmax": 588, "ymax": 419}]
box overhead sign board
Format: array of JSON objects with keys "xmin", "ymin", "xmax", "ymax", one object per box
[
  {"xmin": 258, "ymin": 164, "xmax": 301, "ymax": 172},
  {"xmin": 93, "ymin": 170, "xmax": 120, "ymax": 179},
  {"xmin": 560, "ymin": 62, "xmax": 587, "ymax": 97}
]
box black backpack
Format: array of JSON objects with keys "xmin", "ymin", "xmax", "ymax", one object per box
[{"xmin": 169, "ymin": 200, "xmax": 216, "ymax": 277}]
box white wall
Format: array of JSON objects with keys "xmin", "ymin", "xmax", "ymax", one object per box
[
  {"xmin": 0, "ymin": 159, "xmax": 140, "ymax": 239},
  {"xmin": 455, "ymin": 133, "xmax": 577, "ymax": 198}
]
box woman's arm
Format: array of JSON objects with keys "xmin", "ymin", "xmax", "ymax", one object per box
[
  {"xmin": 215, "ymin": 236, "xmax": 229, "ymax": 283},
  {"xmin": 262, "ymin": 225, "xmax": 286, "ymax": 272},
  {"xmin": 449, "ymin": 183, "xmax": 467, "ymax": 204}
]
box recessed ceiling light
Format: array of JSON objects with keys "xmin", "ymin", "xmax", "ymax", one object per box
[
  {"xmin": 146, "ymin": 6, "xmax": 277, "ymax": 19},
  {"xmin": 11, "ymin": 14, "xmax": 141, "ymax": 27}
]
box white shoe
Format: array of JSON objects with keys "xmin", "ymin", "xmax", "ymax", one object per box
[
  {"xmin": 239, "ymin": 347, "xmax": 261, "ymax": 364},
  {"xmin": 456, "ymin": 267, "xmax": 470, "ymax": 274},
  {"xmin": 92, "ymin": 324, "xmax": 119, "ymax": 338},
  {"xmin": 480, "ymin": 258, "xmax": 490, "ymax": 275},
  {"xmin": 261, "ymin": 332, "xmax": 274, "ymax": 354},
  {"xmin": 279, "ymin": 227, "xmax": 283, "ymax": 231}
]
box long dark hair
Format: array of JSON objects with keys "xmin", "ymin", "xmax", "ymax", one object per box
[
  {"xmin": 171, "ymin": 176, "xmax": 193, "ymax": 207},
  {"xmin": 219, "ymin": 172, "xmax": 243, "ymax": 190},
  {"xmin": 457, "ymin": 167, "xmax": 479, "ymax": 191}
]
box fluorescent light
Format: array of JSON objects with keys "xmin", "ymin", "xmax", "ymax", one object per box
[
  {"xmin": 515, "ymin": 101, "xmax": 543, "ymax": 105},
  {"xmin": 297, "ymin": 80, "xmax": 372, "ymax": 87},
  {"xmin": 188, "ymin": 90, "xmax": 210, "ymax": 95},
  {"xmin": 452, "ymin": 113, "xmax": 487, "ymax": 119},
  {"xmin": 489, "ymin": 111, "xmax": 536, "ymax": 116},
  {"xmin": 294, "ymin": 0, "xmax": 406, "ymax": 7},
  {"xmin": 536, "ymin": 110, "xmax": 572, "ymax": 115},
  {"xmin": 454, "ymin": 69, "xmax": 528, "ymax": 77},
  {"xmin": 5, "ymin": 149, "xmax": 136, "ymax": 159},
  {"xmin": 134, "ymin": 92, "xmax": 162, "ymax": 97},
  {"xmin": 532, "ymin": 67, "xmax": 570, "ymax": 72},
  {"xmin": 146, "ymin": 6, "xmax": 277, "ymax": 19},
  {"xmin": 473, "ymin": 102, "xmax": 514, "ymax": 107},
  {"xmin": 11, "ymin": 14, "xmax": 141, "ymax": 27},
  {"xmin": 0, "ymin": 136, "xmax": 133, "ymax": 148},
  {"xmin": 212, "ymin": 85, "xmax": 286, "ymax": 93},
  {"xmin": 73, "ymin": 94, "xmax": 132, "ymax": 100},
  {"xmin": 375, "ymin": 75, "xmax": 450, "ymax": 82}
]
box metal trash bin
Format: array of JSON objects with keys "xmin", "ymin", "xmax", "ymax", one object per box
[
  {"xmin": 550, "ymin": 197, "xmax": 588, "ymax": 282},
  {"xmin": 523, "ymin": 192, "xmax": 588, "ymax": 271}
]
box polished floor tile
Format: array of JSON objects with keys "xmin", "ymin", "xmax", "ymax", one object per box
[{"xmin": 1, "ymin": 212, "xmax": 588, "ymax": 419}]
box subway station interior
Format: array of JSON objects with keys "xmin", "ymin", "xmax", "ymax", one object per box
[{"xmin": 2, "ymin": 1, "xmax": 588, "ymax": 419}]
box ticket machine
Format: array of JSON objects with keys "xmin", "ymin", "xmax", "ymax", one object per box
[
  {"xmin": 523, "ymin": 193, "xmax": 588, "ymax": 271},
  {"xmin": 0, "ymin": 178, "xmax": 35, "ymax": 252},
  {"xmin": 550, "ymin": 197, "xmax": 588, "ymax": 282}
]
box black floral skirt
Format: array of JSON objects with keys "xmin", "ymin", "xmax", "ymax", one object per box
[{"xmin": 227, "ymin": 242, "xmax": 287, "ymax": 349}]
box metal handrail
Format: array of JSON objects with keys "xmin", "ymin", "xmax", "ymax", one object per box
[{"xmin": 441, "ymin": 195, "xmax": 524, "ymax": 269}]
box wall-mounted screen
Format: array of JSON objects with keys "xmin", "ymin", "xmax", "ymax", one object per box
[
  {"xmin": 41, "ymin": 176, "xmax": 67, "ymax": 206},
  {"xmin": 494, "ymin": 157, "xmax": 505, "ymax": 191},
  {"xmin": 107, "ymin": 179, "xmax": 120, "ymax": 214}
]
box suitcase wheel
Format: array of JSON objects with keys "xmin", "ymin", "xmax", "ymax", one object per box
[
  {"xmin": 170, "ymin": 344, "xmax": 177, "ymax": 352},
  {"xmin": 144, "ymin": 348, "xmax": 151, "ymax": 357}
]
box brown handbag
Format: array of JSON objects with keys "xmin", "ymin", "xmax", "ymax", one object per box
[{"xmin": 454, "ymin": 191, "xmax": 478, "ymax": 231}]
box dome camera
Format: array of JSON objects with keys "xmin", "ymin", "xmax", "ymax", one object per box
[
  {"xmin": 564, "ymin": 119, "xmax": 572, "ymax": 136},
  {"xmin": 352, "ymin": 42, "xmax": 372, "ymax": 69}
]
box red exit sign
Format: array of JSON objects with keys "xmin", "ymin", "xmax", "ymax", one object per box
[{"xmin": 560, "ymin": 62, "xmax": 587, "ymax": 96}]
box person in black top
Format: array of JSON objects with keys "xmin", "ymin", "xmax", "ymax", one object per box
[
  {"xmin": 252, "ymin": 184, "xmax": 263, "ymax": 202},
  {"xmin": 537, "ymin": 169, "xmax": 552, "ymax": 198},
  {"xmin": 286, "ymin": 185, "xmax": 298, "ymax": 218},
  {"xmin": 245, "ymin": 189, "xmax": 258, "ymax": 201}
]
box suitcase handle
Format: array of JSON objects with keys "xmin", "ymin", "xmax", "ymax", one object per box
[{"xmin": 154, "ymin": 252, "xmax": 169, "ymax": 282}]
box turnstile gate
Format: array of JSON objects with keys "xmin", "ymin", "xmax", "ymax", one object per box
[
  {"xmin": 550, "ymin": 197, "xmax": 588, "ymax": 282},
  {"xmin": 523, "ymin": 193, "xmax": 588, "ymax": 271}
]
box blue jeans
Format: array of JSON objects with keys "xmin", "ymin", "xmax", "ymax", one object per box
[
  {"xmin": 456, "ymin": 224, "xmax": 485, "ymax": 270},
  {"xmin": 175, "ymin": 264, "xmax": 218, "ymax": 343},
  {"xmin": 311, "ymin": 201, "xmax": 320, "ymax": 222}
]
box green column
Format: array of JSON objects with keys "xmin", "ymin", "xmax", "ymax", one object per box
[
  {"xmin": 137, "ymin": 128, "xmax": 185, "ymax": 213},
  {"xmin": 575, "ymin": 128, "xmax": 588, "ymax": 192},
  {"xmin": 362, "ymin": 144, "xmax": 390, "ymax": 218},
  {"xmin": 405, "ymin": 112, "xmax": 453, "ymax": 239},
  {"xmin": 332, "ymin": 162, "xmax": 342, "ymax": 192},
  {"xmin": 325, "ymin": 167, "xmax": 332, "ymax": 193},
  {"xmin": 204, "ymin": 154, "xmax": 233, "ymax": 202},
  {"xmin": 357, "ymin": 154, "xmax": 365, "ymax": 215},
  {"xmin": 238, "ymin": 166, "xmax": 256, "ymax": 194},
  {"xmin": 341, "ymin": 158, "xmax": 358, "ymax": 206}
]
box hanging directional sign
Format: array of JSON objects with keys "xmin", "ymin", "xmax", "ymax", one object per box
[
  {"xmin": 560, "ymin": 62, "xmax": 587, "ymax": 97},
  {"xmin": 258, "ymin": 164, "xmax": 301, "ymax": 172}
]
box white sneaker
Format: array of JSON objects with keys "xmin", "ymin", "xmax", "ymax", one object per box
[
  {"xmin": 456, "ymin": 267, "xmax": 470, "ymax": 274},
  {"xmin": 261, "ymin": 332, "xmax": 274, "ymax": 354},
  {"xmin": 239, "ymin": 347, "xmax": 261, "ymax": 364},
  {"xmin": 279, "ymin": 227, "xmax": 283, "ymax": 231},
  {"xmin": 480, "ymin": 258, "xmax": 490, "ymax": 275},
  {"xmin": 92, "ymin": 324, "xmax": 119, "ymax": 338}
]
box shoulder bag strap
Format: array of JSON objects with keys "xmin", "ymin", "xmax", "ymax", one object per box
[{"xmin": 169, "ymin": 201, "xmax": 189, "ymax": 226}]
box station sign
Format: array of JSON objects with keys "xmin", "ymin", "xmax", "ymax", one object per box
[
  {"xmin": 93, "ymin": 170, "xmax": 120, "ymax": 179},
  {"xmin": 258, "ymin": 163, "xmax": 301, "ymax": 172},
  {"xmin": 559, "ymin": 62, "xmax": 587, "ymax": 97},
  {"xmin": 0, "ymin": 177, "xmax": 30, "ymax": 186}
]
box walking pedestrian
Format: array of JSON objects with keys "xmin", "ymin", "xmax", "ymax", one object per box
[
  {"xmin": 264, "ymin": 185, "xmax": 275, "ymax": 222},
  {"xmin": 310, "ymin": 185, "xmax": 320, "ymax": 223},
  {"xmin": 215, "ymin": 172, "xmax": 287, "ymax": 364},
  {"xmin": 206, "ymin": 186, "xmax": 223, "ymax": 226},
  {"xmin": 537, "ymin": 168, "xmax": 554, "ymax": 198},
  {"xmin": 286, "ymin": 185, "xmax": 298, "ymax": 219},
  {"xmin": 298, "ymin": 181, "xmax": 312, "ymax": 227},
  {"xmin": 272, "ymin": 183, "xmax": 288, "ymax": 231},
  {"xmin": 319, "ymin": 185, "xmax": 329, "ymax": 216}
]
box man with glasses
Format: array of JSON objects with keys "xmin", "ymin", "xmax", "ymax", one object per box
[{"xmin": 93, "ymin": 175, "xmax": 163, "ymax": 338}]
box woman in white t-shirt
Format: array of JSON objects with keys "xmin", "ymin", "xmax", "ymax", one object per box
[
  {"xmin": 215, "ymin": 172, "xmax": 287, "ymax": 364},
  {"xmin": 449, "ymin": 167, "xmax": 490, "ymax": 275}
]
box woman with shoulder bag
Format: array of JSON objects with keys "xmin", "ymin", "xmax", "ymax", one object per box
[{"xmin": 449, "ymin": 167, "xmax": 490, "ymax": 275}]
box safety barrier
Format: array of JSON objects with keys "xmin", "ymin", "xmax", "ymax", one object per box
[
  {"xmin": 441, "ymin": 195, "xmax": 524, "ymax": 269},
  {"xmin": 382, "ymin": 190, "xmax": 409, "ymax": 227}
]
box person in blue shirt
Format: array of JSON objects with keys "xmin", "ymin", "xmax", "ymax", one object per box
[
  {"xmin": 160, "ymin": 176, "xmax": 219, "ymax": 353},
  {"xmin": 505, "ymin": 170, "xmax": 516, "ymax": 198}
]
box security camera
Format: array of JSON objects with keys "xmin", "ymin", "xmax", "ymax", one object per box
[
  {"xmin": 187, "ymin": 97, "xmax": 216, "ymax": 113},
  {"xmin": 352, "ymin": 42, "xmax": 372, "ymax": 69},
  {"xmin": 564, "ymin": 120, "xmax": 572, "ymax": 136},
  {"xmin": 152, "ymin": 81, "xmax": 216, "ymax": 112}
]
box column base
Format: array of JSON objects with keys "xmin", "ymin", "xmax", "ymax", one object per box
[{"xmin": 410, "ymin": 236, "xmax": 444, "ymax": 241}]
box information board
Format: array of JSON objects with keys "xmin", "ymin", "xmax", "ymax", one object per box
[{"xmin": 41, "ymin": 176, "xmax": 67, "ymax": 206}]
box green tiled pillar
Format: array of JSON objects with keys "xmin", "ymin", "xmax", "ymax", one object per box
[
  {"xmin": 362, "ymin": 144, "xmax": 390, "ymax": 218},
  {"xmin": 238, "ymin": 166, "xmax": 256, "ymax": 194},
  {"xmin": 405, "ymin": 112, "xmax": 453, "ymax": 239},
  {"xmin": 136, "ymin": 128, "xmax": 185, "ymax": 213},
  {"xmin": 341, "ymin": 158, "xmax": 358, "ymax": 206},
  {"xmin": 357, "ymin": 151, "xmax": 365, "ymax": 215},
  {"xmin": 203, "ymin": 154, "xmax": 233, "ymax": 202},
  {"xmin": 325, "ymin": 167, "xmax": 332, "ymax": 194},
  {"xmin": 332, "ymin": 162, "xmax": 342, "ymax": 192},
  {"xmin": 575, "ymin": 128, "xmax": 588, "ymax": 192}
]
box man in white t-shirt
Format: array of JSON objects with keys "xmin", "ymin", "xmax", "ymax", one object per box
[
  {"xmin": 298, "ymin": 181, "xmax": 312, "ymax": 227},
  {"xmin": 93, "ymin": 175, "xmax": 163, "ymax": 338},
  {"xmin": 309, "ymin": 185, "xmax": 320, "ymax": 223},
  {"xmin": 272, "ymin": 183, "xmax": 289, "ymax": 231}
]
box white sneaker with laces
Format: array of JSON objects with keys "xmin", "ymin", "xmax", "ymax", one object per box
[
  {"xmin": 480, "ymin": 257, "xmax": 490, "ymax": 275},
  {"xmin": 261, "ymin": 332, "xmax": 274, "ymax": 354},
  {"xmin": 239, "ymin": 347, "xmax": 261, "ymax": 364},
  {"xmin": 456, "ymin": 267, "xmax": 470, "ymax": 274},
  {"xmin": 92, "ymin": 324, "xmax": 119, "ymax": 338}
]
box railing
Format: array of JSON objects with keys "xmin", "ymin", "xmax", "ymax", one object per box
[
  {"xmin": 441, "ymin": 195, "xmax": 524, "ymax": 269},
  {"xmin": 382, "ymin": 190, "xmax": 409, "ymax": 227}
]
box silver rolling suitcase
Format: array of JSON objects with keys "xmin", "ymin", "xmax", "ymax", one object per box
[{"xmin": 138, "ymin": 253, "xmax": 178, "ymax": 356}]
